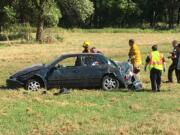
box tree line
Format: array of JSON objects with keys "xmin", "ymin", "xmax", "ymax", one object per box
[{"xmin": 0, "ymin": 0, "xmax": 180, "ymax": 41}]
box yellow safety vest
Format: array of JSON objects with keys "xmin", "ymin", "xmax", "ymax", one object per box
[{"xmin": 149, "ymin": 51, "xmax": 163, "ymax": 71}]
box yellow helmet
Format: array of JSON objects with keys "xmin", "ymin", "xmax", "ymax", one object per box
[{"xmin": 83, "ymin": 41, "xmax": 91, "ymax": 48}]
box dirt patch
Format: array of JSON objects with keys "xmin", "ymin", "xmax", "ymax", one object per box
[
  {"xmin": 115, "ymin": 129, "xmax": 129, "ymax": 135},
  {"xmin": 176, "ymin": 108, "xmax": 180, "ymax": 112},
  {"xmin": 110, "ymin": 97, "xmax": 118, "ymax": 103},
  {"xmin": 75, "ymin": 101, "xmax": 97, "ymax": 107},
  {"xmin": 0, "ymin": 111, "xmax": 7, "ymax": 116},
  {"xmin": 165, "ymin": 130, "xmax": 180, "ymax": 135},
  {"xmin": 129, "ymin": 104, "xmax": 142, "ymax": 111}
]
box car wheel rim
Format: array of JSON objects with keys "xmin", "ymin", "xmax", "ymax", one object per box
[
  {"xmin": 104, "ymin": 77, "xmax": 117, "ymax": 90},
  {"xmin": 28, "ymin": 81, "xmax": 41, "ymax": 91}
]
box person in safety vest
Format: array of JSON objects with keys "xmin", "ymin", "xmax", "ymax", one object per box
[
  {"xmin": 82, "ymin": 41, "xmax": 91, "ymax": 53},
  {"xmin": 144, "ymin": 45, "xmax": 166, "ymax": 92},
  {"xmin": 128, "ymin": 39, "xmax": 142, "ymax": 79}
]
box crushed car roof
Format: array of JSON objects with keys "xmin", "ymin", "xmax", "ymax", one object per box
[{"xmin": 61, "ymin": 53, "xmax": 103, "ymax": 57}]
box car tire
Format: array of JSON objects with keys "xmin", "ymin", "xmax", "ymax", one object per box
[
  {"xmin": 102, "ymin": 75, "xmax": 119, "ymax": 91},
  {"xmin": 26, "ymin": 79, "xmax": 42, "ymax": 91}
]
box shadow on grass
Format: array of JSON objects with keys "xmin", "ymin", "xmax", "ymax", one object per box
[
  {"xmin": 0, "ymin": 85, "xmax": 15, "ymax": 90},
  {"xmin": 83, "ymin": 88, "xmax": 154, "ymax": 93},
  {"xmin": 106, "ymin": 89, "xmax": 153, "ymax": 93},
  {"xmin": 105, "ymin": 89, "xmax": 169, "ymax": 93},
  {"xmin": 0, "ymin": 85, "xmax": 171, "ymax": 93}
]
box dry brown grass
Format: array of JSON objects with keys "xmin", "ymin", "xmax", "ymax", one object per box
[{"xmin": 0, "ymin": 32, "xmax": 180, "ymax": 135}]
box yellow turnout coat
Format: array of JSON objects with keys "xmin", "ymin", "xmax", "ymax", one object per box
[{"xmin": 129, "ymin": 44, "xmax": 142, "ymax": 67}]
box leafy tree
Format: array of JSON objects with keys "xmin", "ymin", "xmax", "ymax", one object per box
[
  {"xmin": 0, "ymin": 6, "xmax": 16, "ymax": 42},
  {"xmin": 165, "ymin": 0, "xmax": 179, "ymax": 28},
  {"xmin": 31, "ymin": 0, "xmax": 92, "ymax": 42},
  {"xmin": 58, "ymin": 0, "xmax": 94, "ymax": 27},
  {"xmin": 2, "ymin": 6, "xmax": 16, "ymax": 25},
  {"xmin": 0, "ymin": 0, "xmax": 15, "ymax": 31},
  {"xmin": 1, "ymin": 0, "xmax": 180, "ymax": 32},
  {"xmin": 44, "ymin": 3, "xmax": 62, "ymax": 27},
  {"xmin": 92, "ymin": 0, "xmax": 140, "ymax": 27},
  {"xmin": 31, "ymin": 0, "xmax": 61, "ymax": 42}
]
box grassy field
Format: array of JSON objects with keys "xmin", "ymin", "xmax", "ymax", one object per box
[{"xmin": 0, "ymin": 32, "xmax": 180, "ymax": 135}]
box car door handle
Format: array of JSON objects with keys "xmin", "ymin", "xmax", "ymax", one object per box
[{"xmin": 73, "ymin": 70, "xmax": 79, "ymax": 73}]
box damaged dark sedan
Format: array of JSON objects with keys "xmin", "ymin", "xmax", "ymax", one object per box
[{"xmin": 7, "ymin": 53, "xmax": 138, "ymax": 91}]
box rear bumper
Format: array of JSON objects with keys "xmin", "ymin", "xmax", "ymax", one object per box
[{"xmin": 6, "ymin": 78, "xmax": 24, "ymax": 89}]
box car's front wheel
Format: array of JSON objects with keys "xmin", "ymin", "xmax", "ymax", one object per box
[
  {"xmin": 102, "ymin": 75, "xmax": 119, "ymax": 90},
  {"xmin": 26, "ymin": 79, "xmax": 42, "ymax": 91}
]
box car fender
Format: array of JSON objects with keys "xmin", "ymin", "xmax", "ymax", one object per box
[
  {"xmin": 103, "ymin": 67, "xmax": 119, "ymax": 78},
  {"xmin": 102, "ymin": 72, "xmax": 118, "ymax": 79},
  {"xmin": 102, "ymin": 66, "xmax": 123, "ymax": 82},
  {"xmin": 28, "ymin": 74, "xmax": 47, "ymax": 89}
]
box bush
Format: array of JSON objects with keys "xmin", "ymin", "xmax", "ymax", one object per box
[
  {"xmin": 0, "ymin": 23, "xmax": 35, "ymax": 42},
  {"xmin": 0, "ymin": 34, "xmax": 7, "ymax": 41},
  {"xmin": 18, "ymin": 23, "xmax": 34, "ymax": 41},
  {"xmin": 55, "ymin": 34, "xmax": 64, "ymax": 42},
  {"xmin": 41, "ymin": 34, "xmax": 64, "ymax": 44},
  {"xmin": 42, "ymin": 28, "xmax": 64, "ymax": 44}
]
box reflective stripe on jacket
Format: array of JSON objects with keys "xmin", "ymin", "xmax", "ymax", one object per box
[{"xmin": 149, "ymin": 51, "xmax": 163, "ymax": 71}]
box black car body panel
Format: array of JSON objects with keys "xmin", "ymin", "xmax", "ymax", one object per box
[
  {"xmin": 11, "ymin": 64, "xmax": 45, "ymax": 78},
  {"xmin": 6, "ymin": 53, "xmax": 124, "ymax": 89}
]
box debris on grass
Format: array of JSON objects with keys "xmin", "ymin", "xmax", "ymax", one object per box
[
  {"xmin": 26, "ymin": 107, "xmax": 33, "ymax": 113},
  {"xmin": 91, "ymin": 117, "xmax": 98, "ymax": 121}
]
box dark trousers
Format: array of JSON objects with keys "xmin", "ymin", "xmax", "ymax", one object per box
[
  {"xmin": 168, "ymin": 62, "xmax": 178, "ymax": 82},
  {"xmin": 178, "ymin": 70, "xmax": 180, "ymax": 83},
  {"xmin": 150, "ymin": 68, "xmax": 162, "ymax": 91}
]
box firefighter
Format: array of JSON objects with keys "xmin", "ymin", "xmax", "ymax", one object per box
[
  {"xmin": 144, "ymin": 45, "xmax": 166, "ymax": 92},
  {"xmin": 167, "ymin": 40, "xmax": 178, "ymax": 83},
  {"xmin": 128, "ymin": 39, "xmax": 142, "ymax": 79},
  {"xmin": 82, "ymin": 41, "xmax": 91, "ymax": 53}
]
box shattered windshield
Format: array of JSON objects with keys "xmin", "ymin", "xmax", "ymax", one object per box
[{"xmin": 107, "ymin": 58, "xmax": 118, "ymax": 68}]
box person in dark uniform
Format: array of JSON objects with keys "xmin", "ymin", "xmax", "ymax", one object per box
[
  {"xmin": 167, "ymin": 40, "xmax": 178, "ymax": 83},
  {"xmin": 177, "ymin": 44, "xmax": 180, "ymax": 83},
  {"xmin": 144, "ymin": 45, "xmax": 166, "ymax": 92}
]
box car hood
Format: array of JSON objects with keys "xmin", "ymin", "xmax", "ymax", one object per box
[
  {"xmin": 11, "ymin": 64, "xmax": 45, "ymax": 78},
  {"xmin": 115, "ymin": 61, "xmax": 133, "ymax": 73}
]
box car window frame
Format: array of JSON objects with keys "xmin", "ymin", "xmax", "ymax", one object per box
[
  {"xmin": 55, "ymin": 56, "xmax": 83, "ymax": 69},
  {"xmin": 80, "ymin": 55, "xmax": 105, "ymax": 67}
]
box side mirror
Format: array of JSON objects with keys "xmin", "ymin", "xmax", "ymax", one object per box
[
  {"xmin": 55, "ymin": 64, "xmax": 62, "ymax": 69},
  {"xmin": 55, "ymin": 64, "xmax": 65, "ymax": 69},
  {"xmin": 57, "ymin": 64, "xmax": 61, "ymax": 68}
]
